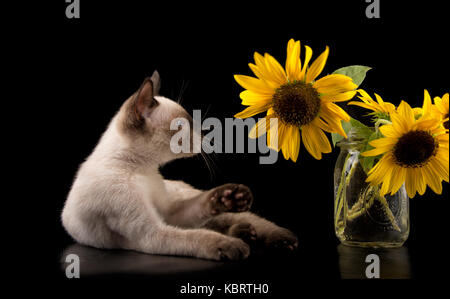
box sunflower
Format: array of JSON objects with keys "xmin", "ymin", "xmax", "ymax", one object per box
[
  {"xmin": 434, "ymin": 93, "xmax": 449, "ymax": 130},
  {"xmin": 348, "ymin": 89, "xmax": 396, "ymax": 119},
  {"xmin": 234, "ymin": 39, "xmax": 357, "ymax": 161},
  {"xmin": 362, "ymin": 98, "xmax": 449, "ymax": 198}
]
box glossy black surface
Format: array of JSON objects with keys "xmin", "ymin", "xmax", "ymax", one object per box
[{"xmin": 45, "ymin": 1, "xmax": 449, "ymax": 294}]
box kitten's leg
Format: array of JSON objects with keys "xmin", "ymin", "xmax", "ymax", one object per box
[
  {"xmin": 161, "ymin": 181, "xmax": 297, "ymax": 250},
  {"xmin": 130, "ymin": 225, "xmax": 250, "ymax": 261},
  {"xmin": 103, "ymin": 198, "xmax": 249, "ymax": 261},
  {"xmin": 160, "ymin": 180, "xmax": 253, "ymax": 228},
  {"xmin": 203, "ymin": 212, "xmax": 298, "ymax": 251}
]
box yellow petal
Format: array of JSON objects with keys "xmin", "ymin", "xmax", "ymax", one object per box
[
  {"xmin": 390, "ymin": 111, "xmax": 409, "ymax": 135},
  {"xmin": 409, "ymin": 169, "xmax": 422, "ymax": 196},
  {"xmin": 285, "ymin": 39, "xmax": 302, "ymax": 82},
  {"xmin": 413, "ymin": 107, "xmax": 423, "ymax": 117},
  {"xmin": 405, "ymin": 168, "xmax": 417, "ymax": 198},
  {"xmin": 430, "ymin": 156, "xmax": 449, "ymax": 182},
  {"xmin": 301, "ymin": 125, "xmax": 321, "ymax": 160},
  {"xmin": 390, "ymin": 167, "xmax": 406, "ymax": 195},
  {"xmin": 319, "ymin": 103, "xmax": 350, "ymax": 137},
  {"xmin": 321, "ymin": 90, "xmax": 356, "ymax": 102},
  {"xmin": 347, "ymin": 101, "xmax": 378, "ymax": 112},
  {"xmin": 234, "ymin": 75, "xmax": 273, "ymax": 94},
  {"xmin": 380, "ymin": 166, "xmax": 394, "ymax": 195},
  {"xmin": 254, "ymin": 52, "xmax": 269, "ymax": 73},
  {"xmin": 249, "ymin": 116, "xmax": 270, "ymax": 138},
  {"xmin": 281, "ymin": 139, "xmax": 290, "ymax": 160},
  {"xmin": 299, "ymin": 45, "xmax": 312, "ymax": 81},
  {"xmin": 267, "ymin": 118, "xmax": 280, "ymax": 151},
  {"xmin": 414, "ymin": 117, "xmax": 441, "ymax": 131},
  {"xmin": 373, "ymin": 93, "xmax": 395, "ymax": 113},
  {"xmin": 423, "ymin": 163, "xmax": 443, "ymax": 194},
  {"xmin": 264, "ymin": 53, "xmax": 288, "ymax": 85},
  {"xmin": 362, "ymin": 146, "xmax": 391, "ymax": 157},
  {"xmin": 397, "ymin": 100, "xmax": 415, "ymax": 125},
  {"xmin": 422, "ymin": 89, "xmax": 433, "ymax": 117},
  {"xmin": 313, "ymin": 74, "xmax": 357, "ymax": 95},
  {"xmin": 248, "ymin": 63, "xmax": 279, "ymax": 89},
  {"xmin": 301, "ymin": 123, "xmax": 331, "ymax": 160},
  {"xmin": 369, "ymin": 137, "xmax": 397, "ymax": 148},
  {"xmin": 312, "ymin": 117, "xmax": 333, "ymax": 133},
  {"xmin": 357, "ymin": 89, "xmax": 372, "ymax": 99},
  {"xmin": 383, "ymin": 102, "xmax": 396, "ymax": 113},
  {"xmin": 379, "ymin": 124, "xmax": 398, "ymax": 138},
  {"xmin": 234, "ymin": 102, "xmax": 272, "ymax": 119},
  {"xmin": 374, "ymin": 93, "xmax": 385, "ymax": 105},
  {"xmin": 437, "ymin": 133, "xmax": 449, "ymax": 142},
  {"xmin": 278, "ymin": 122, "xmax": 290, "ymax": 160},
  {"xmin": 306, "ymin": 46, "xmax": 329, "ymax": 83},
  {"xmin": 414, "ymin": 167, "xmax": 426, "ymax": 195},
  {"xmin": 239, "ymin": 90, "xmax": 273, "ymax": 106},
  {"xmin": 319, "ymin": 109, "xmax": 348, "ymax": 137},
  {"xmin": 323, "ymin": 102, "xmax": 351, "ymax": 122},
  {"xmin": 367, "ymin": 155, "xmax": 390, "ymax": 185},
  {"xmin": 252, "ymin": 53, "xmax": 283, "ymax": 87},
  {"xmin": 314, "ymin": 74, "xmax": 354, "ymax": 88},
  {"xmin": 287, "ymin": 125, "xmax": 301, "ymax": 162}
]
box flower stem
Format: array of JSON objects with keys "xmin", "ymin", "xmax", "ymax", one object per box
[
  {"xmin": 377, "ymin": 194, "xmax": 401, "ymax": 232},
  {"xmin": 334, "ymin": 153, "xmax": 351, "ymax": 231}
]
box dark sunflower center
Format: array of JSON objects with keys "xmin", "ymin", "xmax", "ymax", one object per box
[
  {"xmin": 444, "ymin": 113, "xmax": 449, "ymax": 130},
  {"xmin": 393, "ymin": 130, "xmax": 438, "ymax": 167},
  {"xmin": 272, "ymin": 81, "xmax": 321, "ymax": 126}
]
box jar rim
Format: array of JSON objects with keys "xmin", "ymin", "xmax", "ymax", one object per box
[
  {"xmin": 336, "ymin": 139, "xmax": 366, "ymax": 148},
  {"xmin": 336, "ymin": 127, "xmax": 375, "ymax": 148}
]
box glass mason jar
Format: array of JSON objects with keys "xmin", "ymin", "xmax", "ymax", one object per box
[{"xmin": 334, "ymin": 135, "xmax": 410, "ymax": 248}]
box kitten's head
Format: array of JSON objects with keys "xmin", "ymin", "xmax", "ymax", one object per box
[{"xmin": 117, "ymin": 71, "xmax": 197, "ymax": 164}]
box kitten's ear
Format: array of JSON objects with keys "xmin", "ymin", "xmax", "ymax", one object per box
[
  {"xmin": 150, "ymin": 70, "xmax": 161, "ymax": 95},
  {"xmin": 134, "ymin": 77, "xmax": 158, "ymax": 119}
]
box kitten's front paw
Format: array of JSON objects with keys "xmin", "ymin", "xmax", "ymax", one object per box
[
  {"xmin": 205, "ymin": 236, "xmax": 250, "ymax": 261},
  {"xmin": 264, "ymin": 228, "xmax": 298, "ymax": 251},
  {"xmin": 209, "ymin": 184, "xmax": 253, "ymax": 214}
]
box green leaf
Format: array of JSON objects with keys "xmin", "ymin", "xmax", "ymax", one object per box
[
  {"xmin": 349, "ymin": 118, "xmax": 373, "ymax": 139},
  {"xmin": 331, "ymin": 117, "xmax": 374, "ymax": 147},
  {"xmin": 332, "ymin": 65, "xmax": 372, "ymax": 87}
]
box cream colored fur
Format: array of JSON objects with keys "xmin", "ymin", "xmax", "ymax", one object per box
[{"xmin": 62, "ymin": 73, "xmax": 297, "ymax": 261}]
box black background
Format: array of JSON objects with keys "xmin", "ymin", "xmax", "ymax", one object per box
[{"xmin": 44, "ymin": 0, "xmax": 449, "ymax": 293}]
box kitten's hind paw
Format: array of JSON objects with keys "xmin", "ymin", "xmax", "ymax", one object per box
[
  {"xmin": 205, "ymin": 236, "xmax": 250, "ymax": 261},
  {"xmin": 209, "ymin": 184, "xmax": 253, "ymax": 214},
  {"xmin": 228, "ymin": 222, "xmax": 257, "ymax": 244},
  {"xmin": 264, "ymin": 228, "xmax": 298, "ymax": 252}
]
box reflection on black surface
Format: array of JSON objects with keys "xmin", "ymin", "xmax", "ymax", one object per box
[
  {"xmin": 61, "ymin": 243, "xmax": 228, "ymax": 277},
  {"xmin": 337, "ymin": 244, "xmax": 411, "ymax": 279}
]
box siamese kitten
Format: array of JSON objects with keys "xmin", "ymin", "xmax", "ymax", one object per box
[{"xmin": 62, "ymin": 71, "xmax": 297, "ymax": 261}]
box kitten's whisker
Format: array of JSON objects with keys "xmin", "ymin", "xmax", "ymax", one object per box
[
  {"xmin": 177, "ymin": 79, "xmax": 189, "ymax": 105},
  {"xmin": 201, "ymin": 132, "xmax": 223, "ymax": 149},
  {"xmin": 200, "ymin": 138, "xmax": 221, "ymax": 182},
  {"xmin": 206, "ymin": 152, "xmax": 220, "ymax": 175},
  {"xmin": 177, "ymin": 80, "xmax": 184, "ymax": 103},
  {"xmin": 200, "ymin": 150, "xmax": 217, "ymax": 182},
  {"xmin": 201, "ymin": 104, "xmax": 212, "ymax": 121}
]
